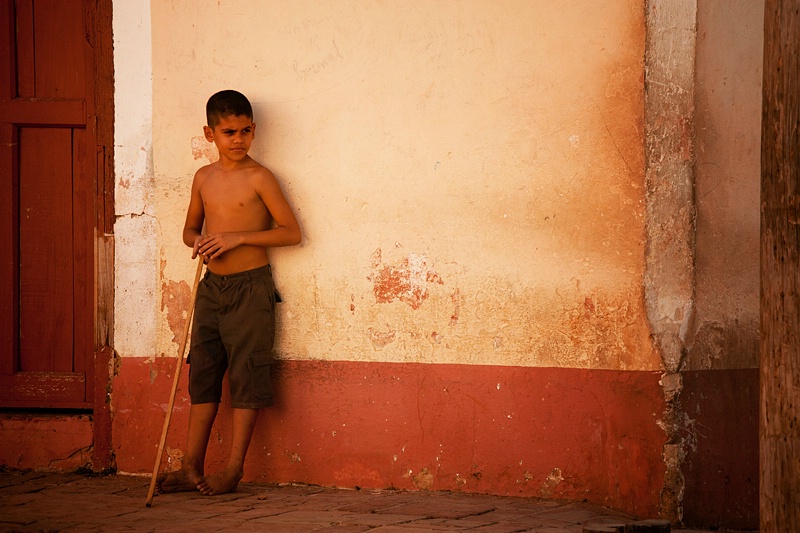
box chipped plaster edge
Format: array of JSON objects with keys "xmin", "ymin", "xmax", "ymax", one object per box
[
  {"xmin": 113, "ymin": 1, "xmax": 158, "ymax": 358},
  {"xmin": 644, "ymin": 0, "xmax": 698, "ymax": 525}
]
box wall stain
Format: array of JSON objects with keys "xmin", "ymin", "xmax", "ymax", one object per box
[
  {"xmin": 450, "ymin": 288, "xmax": 461, "ymax": 325},
  {"xmin": 688, "ymin": 318, "xmax": 758, "ymax": 370},
  {"xmin": 367, "ymin": 325, "xmax": 397, "ymax": 351},
  {"xmin": 535, "ymin": 289, "xmax": 653, "ymax": 369}
]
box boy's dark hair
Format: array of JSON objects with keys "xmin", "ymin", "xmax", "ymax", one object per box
[{"xmin": 206, "ymin": 90, "xmax": 253, "ymax": 128}]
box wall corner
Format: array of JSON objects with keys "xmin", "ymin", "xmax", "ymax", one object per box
[{"xmin": 643, "ymin": 0, "xmax": 698, "ymax": 525}]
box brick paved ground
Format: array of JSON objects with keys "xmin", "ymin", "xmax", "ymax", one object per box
[{"xmin": 0, "ymin": 471, "xmax": 745, "ymax": 532}]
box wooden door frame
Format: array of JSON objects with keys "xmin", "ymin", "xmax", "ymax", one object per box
[
  {"xmin": 88, "ymin": 0, "xmax": 115, "ymax": 472},
  {"xmin": 0, "ymin": 0, "xmax": 114, "ymax": 468}
]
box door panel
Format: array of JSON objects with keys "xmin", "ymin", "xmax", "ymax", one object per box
[
  {"xmin": 19, "ymin": 127, "xmax": 75, "ymax": 373},
  {"xmin": 0, "ymin": 0, "xmax": 97, "ymax": 408},
  {"xmin": 31, "ymin": 2, "xmax": 85, "ymax": 98}
]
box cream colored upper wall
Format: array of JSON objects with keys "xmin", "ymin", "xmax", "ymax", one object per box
[
  {"xmin": 149, "ymin": 0, "xmax": 659, "ymax": 370},
  {"xmin": 114, "ymin": 0, "xmax": 158, "ymax": 359}
]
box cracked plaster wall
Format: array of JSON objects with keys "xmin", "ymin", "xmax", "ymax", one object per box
[
  {"xmin": 149, "ymin": 0, "xmax": 660, "ymax": 371},
  {"xmin": 113, "ymin": 1, "xmax": 158, "ymax": 359}
]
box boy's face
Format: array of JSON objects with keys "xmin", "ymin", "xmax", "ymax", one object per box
[{"xmin": 204, "ymin": 114, "xmax": 255, "ymax": 162}]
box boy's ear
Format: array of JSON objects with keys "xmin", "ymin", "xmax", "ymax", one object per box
[
  {"xmin": 203, "ymin": 125, "xmax": 214, "ymax": 142},
  {"xmin": 251, "ymin": 122, "xmax": 256, "ymax": 137}
]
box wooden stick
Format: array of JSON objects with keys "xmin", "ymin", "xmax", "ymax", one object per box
[{"xmin": 145, "ymin": 257, "xmax": 204, "ymax": 506}]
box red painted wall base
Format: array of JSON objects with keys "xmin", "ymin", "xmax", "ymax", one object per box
[
  {"xmin": 113, "ymin": 359, "xmax": 666, "ymax": 518},
  {"xmin": 0, "ymin": 414, "xmax": 93, "ymax": 470}
]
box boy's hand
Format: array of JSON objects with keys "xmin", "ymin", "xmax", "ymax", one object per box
[
  {"xmin": 196, "ymin": 233, "xmax": 243, "ymax": 261},
  {"xmin": 191, "ymin": 235, "xmax": 207, "ymax": 262}
]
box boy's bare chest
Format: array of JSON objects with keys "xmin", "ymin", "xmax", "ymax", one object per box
[{"xmin": 201, "ymin": 179, "xmax": 268, "ymax": 220}]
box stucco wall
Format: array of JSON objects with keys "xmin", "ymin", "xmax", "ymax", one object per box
[
  {"xmin": 109, "ymin": 0, "xmax": 669, "ymax": 517},
  {"xmin": 113, "ymin": 0, "xmax": 158, "ymax": 359},
  {"xmin": 144, "ymin": 0, "xmax": 658, "ymax": 372},
  {"xmin": 106, "ymin": 0, "xmax": 760, "ymax": 525}
]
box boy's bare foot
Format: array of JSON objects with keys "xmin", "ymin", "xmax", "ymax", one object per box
[
  {"xmin": 156, "ymin": 467, "xmax": 203, "ymax": 493},
  {"xmin": 197, "ymin": 466, "xmax": 243, "ymax": 496}
]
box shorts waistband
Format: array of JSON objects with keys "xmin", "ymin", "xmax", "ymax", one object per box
[{"xmin": 204, "ymin": 264, "xmax": 272, "ymax": 282}]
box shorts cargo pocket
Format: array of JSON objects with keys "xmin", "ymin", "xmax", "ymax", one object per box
[{"xmin": 247, "ymin": 350, "xmax": 274, "ymax": 400}]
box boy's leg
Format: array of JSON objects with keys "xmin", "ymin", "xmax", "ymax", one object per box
[
  {"xmin": 156, "ymin": 402, "xmax": 218, "ymax": 493},
  {"xmin": 197, "ymin": 407, "xmax": 258, "ymax": 495}
]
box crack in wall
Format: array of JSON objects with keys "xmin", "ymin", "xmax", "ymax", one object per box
[{"xmin": 115, "ymin": 212, "xmax": 155, "ymax": 220}]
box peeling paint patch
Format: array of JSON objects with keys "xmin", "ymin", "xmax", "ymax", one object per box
[
  {"xmin": 539, "ymin": 467, "xmax": 564, "ymax": 497},
  {"xmin": 161, "ymin": 270, "xmax": 191, "ymax": 346},
  {"xmin": 191, "ymin": 135, "xmax": 218, "ymax": 163},
  {"xmin": 166, "ymin": 446, "xmax": 184, "ymax": 471},
  {"xmin": 411, "ymin": 467, "xmax": 434, "ymax": 490},
  {"xmin": 285, "ymin": 451, "xmax": 302, "ymax": 463},
  {"xmin": 516, "ymin": 470, "xmax": 534, "ymax": 484},
  {"xmin": 370, "ymin": 250, "xmax": 444, "ymax": 310}
]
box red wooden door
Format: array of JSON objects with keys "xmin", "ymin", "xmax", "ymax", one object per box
[{"xmin": 0, "ymin": 1, "xmax": 97, "ymax": 408}]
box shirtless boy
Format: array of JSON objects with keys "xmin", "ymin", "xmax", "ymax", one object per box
[{"xmin": 157, "ymin": 90, "xmax": 301, "ymax": 496}]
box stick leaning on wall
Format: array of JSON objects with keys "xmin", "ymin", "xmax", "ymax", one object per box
[{"xmin": 145, "ymin": 257, "xmax": 205, "ymax": 507}]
